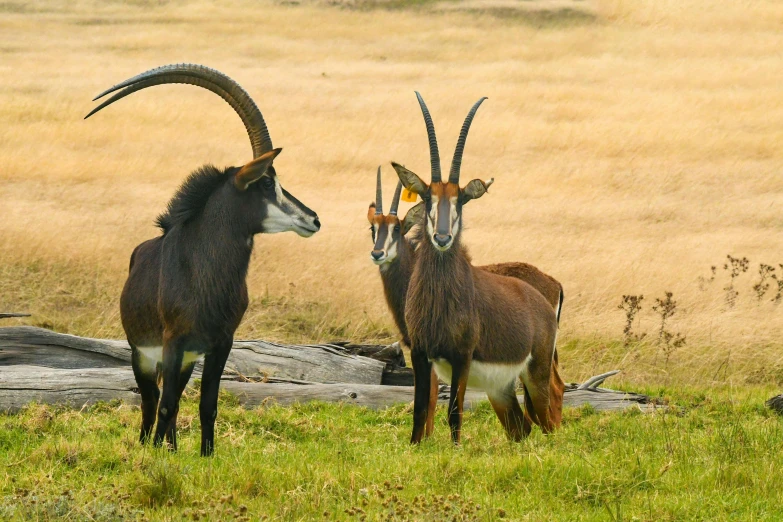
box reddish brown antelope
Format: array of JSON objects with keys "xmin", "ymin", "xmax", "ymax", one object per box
[
  {"xmin": 368, "ymin": 168, "xmax": 565, "ymax": 438},
  {"xmin": 391, "ymin": 92, "xmax": 563, "ymax": 444},
  {"xmin": 86, "ymin": 64, "xmax": 321, "ymax": 456}
]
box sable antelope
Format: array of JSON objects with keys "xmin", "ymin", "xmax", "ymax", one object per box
[
  {"xmin": 86, "ymin": 64, "xmax": 321, "ymax": 456},
  {"xmin": 391, "ymin": 93, "xmax": 564, "ymax": 444},
  {"xmin": 368, "ymin": 169, "xmax": 565, "ymax": 439}
]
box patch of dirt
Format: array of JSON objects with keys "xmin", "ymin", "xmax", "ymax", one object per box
[{"xmin": 277, "ymin": 0, "xmax": 597, "ymax": 23}]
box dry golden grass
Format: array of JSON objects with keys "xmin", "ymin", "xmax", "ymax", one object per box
[{"xmin": 1, "ymin": 0, "xmax": 782, "ymax": 386}]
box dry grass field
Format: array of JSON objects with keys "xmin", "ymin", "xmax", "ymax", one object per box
[{"xmin": 1, "ymin": 0, "xmax": 782, "ymax": 386}]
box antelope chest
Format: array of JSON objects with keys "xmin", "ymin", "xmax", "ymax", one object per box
[
  {"xmin": 136, "ymin": 346, "xmax": 205, "ymax": 374},
  {"xmin": 431, "ymin": 357, "xmax": 531, "ymax": 396}
]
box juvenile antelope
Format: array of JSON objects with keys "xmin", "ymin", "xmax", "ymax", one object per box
[
  {"xmin": 369, "ymin": 168, "xmax": 565, "ymax": 438},
  {"xmin": 392, "ymin": 93, "xmax": 563, "ymax": 444},
  {"xmin": 86, "ymin": 64, "xmax": 321, "ymax": 456}
]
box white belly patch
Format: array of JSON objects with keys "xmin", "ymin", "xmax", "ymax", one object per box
[
  {"xmin": 432, "ymin": 356, "xmax": 531, "ymax": 397},
  {"xmin": 136, "ymin": 347, "xmax": 204, "ymax": 373}
]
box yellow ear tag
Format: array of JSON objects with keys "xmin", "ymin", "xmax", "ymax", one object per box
[{"xmin": 401, "ymin": 188, "xmax": 418, "ymax": 203}]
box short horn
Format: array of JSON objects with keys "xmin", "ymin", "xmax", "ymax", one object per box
[
  {"xmin": 389, "ymin": 181, "xmax": 403, "ymax": 216},
  {"xmin": 448, "ymin": 97, "xmax": 487, "ymax": 185},
  {"xmin": 85, "ymin": 63, "xmax": 273, "ymax": 159},
  {"xmin": 375, "ymin": 166, "xmax": 383, "ymax": 215},
  {"xmin": 415, "ymin": 91, "xmax": 441, "ymax": 184}
]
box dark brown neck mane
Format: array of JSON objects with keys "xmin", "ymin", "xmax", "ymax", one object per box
[
  {"xmin": 378, "ymin": 233, "xmax": 415, "ymax": 347},
  {"xmin": 405, "ymin": 230, "xmax": 478, "ymax": 357}
]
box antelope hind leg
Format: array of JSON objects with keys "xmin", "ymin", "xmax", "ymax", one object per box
[
  {"xmin": 487, "ymin": 383, "xmax": 528, "ymax": 442},
  {"xmin": 548, "ymin": 359, "xmax": 565, "ymax": 429}
]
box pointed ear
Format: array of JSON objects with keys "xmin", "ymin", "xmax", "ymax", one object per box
[
  {"xmin": 402, "ymin": 201, "xmax": 425, "ymax": 235},
  {"xmin": 391, "ymin": 162, "xmax": 428, "ymax": 195},
  {"xmin": 461, "ymin": 178, "xmax": 494, "ymax": 204},
  {"xmin": 234, "ymin": 148, "xmax": 282, "ymax": 190},
  {"xmin": 367, "ymin": 203, "xmax": 377, "ymax": 223}
]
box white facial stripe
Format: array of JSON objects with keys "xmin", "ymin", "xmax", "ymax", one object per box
[
  {"xmin": 262, "ymin": 177, "xmax": 317, "ymax": 236},
  {"xmin": 426, "ymin": 195, "xmax": 437, "ymax": 238},
  {"xmin": 273, "ymin": 176, "xmax": 284, "ymax": 205},
  {"xmin": 261, "ymin": 202, "xmax": 292, "ymax": 234},
  {"xmin": 450, "ymin": 196, "xmax": 460, "ymax": 239},
  {"xmin": 385, "ymin": 223, "xmax": 398, "ymax": 261}
]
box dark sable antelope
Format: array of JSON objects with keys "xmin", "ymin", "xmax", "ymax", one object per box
[
  {"xmin": 86, "ymin": 64, "xmax": 321, "ymax": 456},
  {"xmin": 368, "ymin": 168, "xmax": 565, "ymax": 439},
  {"xmin": 391, "ymin": 92, "xmax": 563, "ymax": 444}
]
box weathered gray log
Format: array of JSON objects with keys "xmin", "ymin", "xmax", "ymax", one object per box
[
  {"xmin": 0, "ymin": 313, "xmax": 31, "ymax": 319},
  {"xmin": 0, "ymin": 366, "xmax": 140, "ymax": 411},
  {"xmin": 330, "ymin": 341, "xmax": 407, "ymax": 368},
  {"xmin": 382, "ymin": 366, "xmax": 415, "ymax": 386},
  {"xmin": 0, "ymin": 326, "xmax": 386, "ymax": 385},
  {"xmin": 0, "ymin": 365, "xmax": 656, "ymax": 412}
]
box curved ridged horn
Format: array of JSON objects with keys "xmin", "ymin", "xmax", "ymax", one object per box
[
  {"xmin": 389, "ymin": 181, "xmax": 403, "ymax": 216},
  {"xmin": 448, "ymin": 97, "xmax": 487, "ymax": 185},
  {"xmin": 375, "ymin": 166, "xmax": 383, "ymax": 215},
  {"xmin": 85, "ymin": 64, "xmax": 273, "ymax": 158},
  {"xmin": 414, "ymin": 91, "xmax": 441, "ymax": 183}
]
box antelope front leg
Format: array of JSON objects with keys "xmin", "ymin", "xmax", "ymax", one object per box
[
  {"xmin": 199, "ymin": 343, "xmax": 231, "ymax": 457},
  {"xmin": 410, "ymin": 347, "xmax": 433, "ymax": 445},
  {"xmin": 447, "ymin": 356, "xmax": 471, "ymax": 445},
  {"xmin": 153, "ymin": 337, "xmax": 187, "ymax": 449},
  {"xmin": 164, "ymin": 362, "xmax": 197, "ymax": 451},
  {"xmin": 425, "ymin": 367, "xmax": 438, "ymax": 437}
]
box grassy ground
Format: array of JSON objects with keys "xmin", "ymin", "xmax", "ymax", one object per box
[
  {"xmin": 2, "ymin": 2, "xmax": 783, "ymax": 518},
  {"xmin": 2, "ymin": 387, "xmax": 782, "ymax": 521},
  {"xmin": 1, "ymin": 0, "xmax": 782, "ymax": 387}
]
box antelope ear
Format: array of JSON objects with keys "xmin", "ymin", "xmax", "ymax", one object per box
[
  {"xmin": 234, "ymin": 148, "xmax": 282, "ymax": 190},
  {"xmin": 367, "ymin": 203, "xmax": 377, "ymax": 223},
  {"xmin": 461, "ymin": 178, "xmax": 494, "ymax": 204},
  {"xmin": 391, "ymin": 162, "xmax": 428, "ymax": 195},
  {"xmin": 402, "ymin": 201, "xmax": 425, "ymax": 235}
]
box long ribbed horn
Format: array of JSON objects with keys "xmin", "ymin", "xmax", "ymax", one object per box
[
  {"xmin": 448, "ymin": 97, "xmax": 487, "ymax": 185},
  {"xmin": 375, "ymin": 166, "xmax": 383, "ymax": 215},
  {"xmin": 389, "ymin": 181, "xmax": 403, "ymax": 216},
  {"xmin": 85, "ymin": 64, "xmax": 273, "ymax": 158},
  {"xmin": 414, "ymin": 91, "xmax": 441, "ymax": 183}
]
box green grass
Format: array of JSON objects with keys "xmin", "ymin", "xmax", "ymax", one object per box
[{"xmin": 2, "ymin": 387, "xmax": 782, "ymax": 521}]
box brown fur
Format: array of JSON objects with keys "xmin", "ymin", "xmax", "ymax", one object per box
[
  {"xmin": 122, "ymin": 161, "xmax": 319, "ymax": 457},
  {"xmin": 368, "ymin": 201, "xmax": 565, "ymax": 440},
  {"xmin": 398, "ymin": 180, "xmax": 562, "ymax": 444}
]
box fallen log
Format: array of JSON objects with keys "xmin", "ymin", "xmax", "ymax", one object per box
[
  {"xmin": 0, "ymin": 365, "xmax": 656, "ymax": 413},
  {"xmin": 766, "ymin": 394, "xmax": 783, "ymax": 415},
  {"xmin": 0, "ymin": 326, "xmax": 386, "ymax": 385},
  {"xmin": 0, "ymin": 366, "xmax": 139, "ymax": 411}
]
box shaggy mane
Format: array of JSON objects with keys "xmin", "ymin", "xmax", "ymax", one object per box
[{"xmin": 155, "ymin": 165, "xmax": 232, "ymax": 232}]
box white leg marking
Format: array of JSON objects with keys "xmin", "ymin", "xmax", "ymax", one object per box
[
  {"xmin": 136, "ymin": 347, "xmax": 203, "ymax": 374},
  {"xmin": 137, "ymin": 346, "xmax": 162, "ymax": 373}
]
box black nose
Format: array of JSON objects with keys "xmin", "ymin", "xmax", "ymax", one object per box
[
  {"xmin": 313, "ymin": 217, "xmax": 321, "ymax": 229},
  {"xmin": 371, "ymin": 250, "xmax": 384, "ymax": 260},
  {"xmin": 434, "ymin": 234, "xmax": 452, "ymax": 247}
]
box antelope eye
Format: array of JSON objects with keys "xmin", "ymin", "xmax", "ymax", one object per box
[
  {"xmin": 394, "ymin": 225, "xmax": 401, "ymax": 233},
  {"xmin": 261, "ymin": 176, "xmax": 275, "ymax": 188}
]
